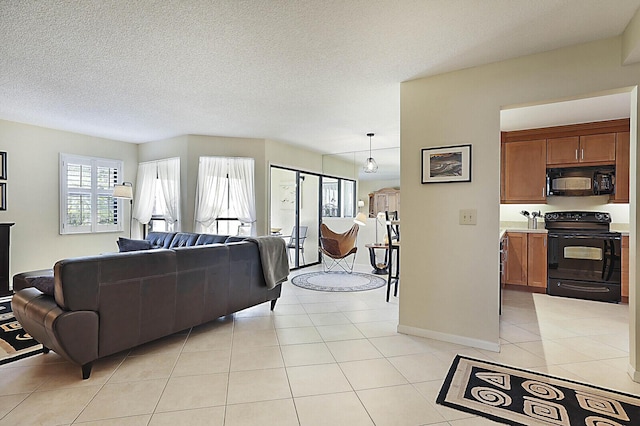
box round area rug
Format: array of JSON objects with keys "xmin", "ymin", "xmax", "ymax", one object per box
[{"xmin": 291, "ymin": 271, "xmax": 386, "ymax": 292}]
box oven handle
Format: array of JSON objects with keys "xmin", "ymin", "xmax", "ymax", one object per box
[
  {"xmin": 548, "ymin": 234, "xmax": 621, "ymax": 240},
  {"xmin": 556, "ymin": 282, "xmax": 611, "ymax": 293}
]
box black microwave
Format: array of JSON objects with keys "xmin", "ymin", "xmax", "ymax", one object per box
[{"xmin": 547, "ymin": 167, "xmax": 615, "ymax": 197}]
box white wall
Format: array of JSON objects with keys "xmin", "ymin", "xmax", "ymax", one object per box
[
  {"xmin": 0, "ymin": 120, "xmax": 138, "ymax": 279},
  {"xmin": 400, "ymin": 36, "xmax": 640, "ymax": 359}
]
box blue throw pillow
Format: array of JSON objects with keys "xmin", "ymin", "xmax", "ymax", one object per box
[{"xmin": 117, "ymin": 237, "xmax": 152, "ymax": 252}]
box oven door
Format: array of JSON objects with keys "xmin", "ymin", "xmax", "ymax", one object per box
[{"xmin": 547, "ymin": 232, "xmax": 621, "ymax": 302}]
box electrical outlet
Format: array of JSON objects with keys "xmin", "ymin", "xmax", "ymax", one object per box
[{"xmin": 459, "ymin": 209, "xmax": 477, "ymax": 225}]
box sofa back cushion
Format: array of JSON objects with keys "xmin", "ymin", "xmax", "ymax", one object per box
[
  {"xmin": 146, "ymin": 232, "xmax": 176, "ymax": 248},
  {"xmin": 168, "ymin": 232, "xmax": 199, "ymax": 248},
  {"xmin": 195, "ymin": 234, "xmax": 229, "ymax": 245}
]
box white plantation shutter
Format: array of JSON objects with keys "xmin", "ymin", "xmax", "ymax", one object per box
[{"xmin": 60, "ymin": 154, "xmax": 123, "ymax": 234}]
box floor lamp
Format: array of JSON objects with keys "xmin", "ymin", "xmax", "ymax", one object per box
[{"xmin": 113, "ymin": 182, "xmax": 133, "ymax": 238}]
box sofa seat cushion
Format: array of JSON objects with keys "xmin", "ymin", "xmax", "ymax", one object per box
[
  {"xmin": 26, "ymin": 275, "xmax": 56, "ymax": 296},
  {"xmin": 13, "ymin": 269, "xmax": 55, "ymax": 293}
]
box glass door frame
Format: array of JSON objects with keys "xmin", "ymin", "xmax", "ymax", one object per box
[{"xmin": 270, "ymin": 165, "xmax": 356, "ymax": 270}]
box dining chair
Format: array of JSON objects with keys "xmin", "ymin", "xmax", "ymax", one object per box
[
  {"xmin": 287, "ymin": 225, "xmax": 308, "ymax": 264},
  {"xmin": 385, "ymin": 211, "xmax": 400, "ymax": 301}
]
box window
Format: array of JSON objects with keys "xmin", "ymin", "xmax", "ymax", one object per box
[
  {"xmin": 321, "ymin": 177, "xmax": 356, "ymax": 218},
  {"xmin": 133, "ymin": 158, "xmax": 181, "ymax": 236},
  {"xmin": 60, "ymin": 153, "xmax": 123, "ymax": 234},
  {"xmin": 194, "ymin": 157, "xmax": 256, "ymax": 236}
]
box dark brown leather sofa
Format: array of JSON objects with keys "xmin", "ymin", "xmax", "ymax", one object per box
[{"xmin": 11, "ymin": 235, "xmax": 285, "ymax": 379}]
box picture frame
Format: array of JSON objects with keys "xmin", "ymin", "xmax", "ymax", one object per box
[
  {"xmin": 0, "ymin": 152, "xmax": 6, "ymax": 180},
  {"xmin": 0, "ymin": 183, "xmax": 6, "ymax": 211},
  {"xmin": 421, "ymin": 144, "xmax": 472, "ymax": 184}
]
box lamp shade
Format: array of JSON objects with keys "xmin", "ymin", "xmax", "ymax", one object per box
[
  {"xmin": 113, "ymin": 182, "xmax": 133, "ymax": 199},
  {"xmin": 354, "ymin": 212, "xmax": 367, "ymax": 226}
]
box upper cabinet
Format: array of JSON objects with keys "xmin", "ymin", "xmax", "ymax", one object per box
[
  {"xmin": 613, "ymin": 131, "xmax": 630, "ymax": 203},
  {"xmin": 547, "ymin": 134, "xmax": 615, "ymax": 166},
  {"xmin": 501, "ymin": 139, "xmax": 547, "ymax": 203},
  {"xmin": 501, "ymin": 119, "xmax": 629, "ymax": 204}
]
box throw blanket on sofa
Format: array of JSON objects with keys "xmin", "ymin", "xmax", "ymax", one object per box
[{"xmin": 246, "ymin": 236, "xmax": 290, "ymax": 289}]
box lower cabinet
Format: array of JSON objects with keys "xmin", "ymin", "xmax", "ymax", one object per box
[
  {"xmin": 504, "ymin": 231, "xmax": 547, "ymax": 289},
  {"xmin": 622, "ymin": 235, "xmax": 629, "ymax": 300}
]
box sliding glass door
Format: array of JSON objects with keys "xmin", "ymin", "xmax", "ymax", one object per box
[{"xmin": 270, "ymin": 166, "xmax": 354, "ymax": 269}]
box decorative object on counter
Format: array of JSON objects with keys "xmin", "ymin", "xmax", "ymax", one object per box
[
  {"xmin": 421, "ymin": 144, "xmax": 471, "ymax": 184},
  {"xmin": 438, "ymin": 355, "xmax": 640, "ymax": 426},
  {"xmin": 520, "ymin": 210, "xmax": 541, "ymax": 229}
]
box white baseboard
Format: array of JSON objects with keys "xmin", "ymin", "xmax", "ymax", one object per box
[
  {"xmin": 627, "ymin": 363, "xmax": 640, "ymax": 383},
  {"xmin": 397, "ymin": 324, "xmax": 500, "ymax": 353}
]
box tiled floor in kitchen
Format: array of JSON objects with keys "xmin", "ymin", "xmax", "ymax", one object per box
[{"xmin": 0, "ymin": 264, "xmax": 638, "ymax": 425}]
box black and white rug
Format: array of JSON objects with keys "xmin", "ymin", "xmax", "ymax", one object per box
[
  {"xmin": 0, "ymin": 297, "xmax": 43, "ymax": 365},
  {"xmin": 291, "ymin": 271, "xmax": 386, "ymax": 292},
  {"xmin": 437, "ymin": 355, "xmax": 640, "ymax": 426}
]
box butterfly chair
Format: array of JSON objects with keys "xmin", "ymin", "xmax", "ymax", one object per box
[{"xmin": 319, "ymin": 223, "xmax": 359, "ymax": 273}]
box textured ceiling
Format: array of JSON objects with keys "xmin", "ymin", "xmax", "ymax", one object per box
[{"xmin": 1, "ymin": 0, "xmax": 639, "ymax": 155}]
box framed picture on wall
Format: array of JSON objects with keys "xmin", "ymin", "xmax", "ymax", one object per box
[
  {"xmin": 0, "ymin": 183, "xmax": 6, "ymax": 210},
  {"xmin": 0, "ymin": 152, "xmax": 6, "ymax": 180},
  {"xmin": 421, "ymin": 144, "xmax": 471, "ymax": 184}
]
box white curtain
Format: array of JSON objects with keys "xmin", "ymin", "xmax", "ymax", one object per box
[
  {"xmin": 132, "ymin": 162, "xmax": 157, "ymax": 238},
  {"xmin": 194, "ymin": 157, "xmax": 228, "ymax": 232},
  {"xmin": 229, "ymin": 158, "xmax": 257, "ymax": 236},
  {"xmin": 157, "ymin": 158, "xmax": 181, "ymax": 231}
]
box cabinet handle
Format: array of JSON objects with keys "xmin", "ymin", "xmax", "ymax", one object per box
[
  {"xmin": 542, "ymin": 187, "xmax": 545, "ymax": 198},
  {"xmin": 575, "ymin": 149, "xmax": 578, "ymax": 160},
  {"xmin": 581, "ymin": 148, "xmax": 584, "ymax": 160}
]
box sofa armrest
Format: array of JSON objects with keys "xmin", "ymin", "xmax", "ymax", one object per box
[{"xmin": 12, "ymin": 288, "xmax": 99, "ymax": 367}]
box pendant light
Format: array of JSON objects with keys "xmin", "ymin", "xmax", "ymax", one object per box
[{"xmin": 363, "ymin": 133, "xmax": 378, "ymax": 173}]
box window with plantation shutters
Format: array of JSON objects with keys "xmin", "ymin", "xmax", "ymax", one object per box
[{"xmin": 60, "ymin": 153, "xmax": 123, "ymax": 234}]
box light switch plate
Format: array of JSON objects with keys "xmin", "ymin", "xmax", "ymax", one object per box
[{"xmin": 459, "ymin": 209, "xmax": 477, "ymax": 225}]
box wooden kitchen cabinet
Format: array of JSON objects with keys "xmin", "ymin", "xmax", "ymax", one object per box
[
  {"xmin": 547, "ymin": 133, "xmax": 615, "ymax": 166},
  {"xmin": 622, "ymin": 235, "xmax": 629, "ymax": 301},
  {"xmin": 503, "ymin": 231, "xmax": 547, "ymax": 289},
  {"xmin": 504, "ymin": 232, "xmax": 527, "ymax": 286},
  {"xmin": 501, "ymin": 139, "xmax": 547, "ymax": 203},
  {"xmin": 612, "ymin": 131, "xmax": 630, "ymax": 203},
  {"xmin": 527, "ymin": 233, "xmax": 548, "ymax": 288}
]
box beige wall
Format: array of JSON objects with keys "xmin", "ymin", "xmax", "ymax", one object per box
[
  {"xmin": 400, "ymin": 35, "xmax": 640, "ymax": 367},
  {"xmin": 0, "ymin": 120, "xmax": 138, "ymax": 278}
]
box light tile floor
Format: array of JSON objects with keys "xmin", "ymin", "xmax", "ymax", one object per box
[{"xmin": 0, "ymin": 264, "xmax": 638, "ymax": 425}]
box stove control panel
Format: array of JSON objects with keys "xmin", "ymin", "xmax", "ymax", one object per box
[{"xmin": 544, "ymin": 211, "xmax": 611, "ymax": 223}]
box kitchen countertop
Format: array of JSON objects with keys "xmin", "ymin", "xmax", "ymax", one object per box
[{"xmin": 500, "ymin": 221, "xmax": 630, "ymax": 238}]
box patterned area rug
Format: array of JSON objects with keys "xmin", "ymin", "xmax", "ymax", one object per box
[
  {"xmin": 291, "ymin": 271, "xmax": 386, "ymax": 292},
  {"xmin": 0, "ymin": 297, "xmax": 43, "ymax": 365},
  {"xmin": 437, "ymin": 355, "xmax": 640, "ymax": 426}
]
